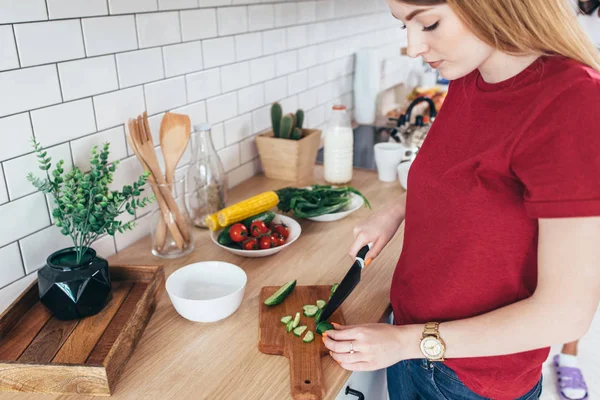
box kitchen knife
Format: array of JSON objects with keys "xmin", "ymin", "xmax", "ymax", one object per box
[{"xmin": 317, "ymin": 243, "xmax": 372, "ymax": 323}]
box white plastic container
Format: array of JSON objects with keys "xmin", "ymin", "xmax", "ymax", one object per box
[
  {"xmin": 324, "ymin": 105, "xmax": 354, "ymax": 184},
  {"xmin": 354, "ymin": 48, "xmax": 381, "ymax": 125}
]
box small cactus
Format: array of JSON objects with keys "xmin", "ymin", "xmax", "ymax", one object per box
[
  {"xmin": 295, "ymin": 109, "xmax": 304, "ymax": 129},
  {"xmin": 271, "ymin": 102, "xmax": 282, "ymax": 138},
  {"xmin": 291, "ymin": 127, "xmax": 303, "ymax": 140},
  {"xmin": 280, "ymin": 114, "xmax": 294, "ymax": 139}
]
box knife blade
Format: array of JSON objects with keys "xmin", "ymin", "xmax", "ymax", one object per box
[{"xmin": 317, "ymin": 243, "xmax": 372, "ymax": 323}]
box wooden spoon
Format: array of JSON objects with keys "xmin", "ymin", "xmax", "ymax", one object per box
[
  {"xmin": 160, "ymin": 112, "xmax": 191, "ymax": 184},
  {"xmin": 127, "ymin": 118, "xmax": 184, "ymax": 251}
]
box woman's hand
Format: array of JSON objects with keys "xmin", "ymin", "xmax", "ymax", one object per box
[
  {"xmin": 322, "ymin": 323, "xmax": 408, "ymax": 371},
  {"xmin": 348, "ymin": 195, "xmax": 406, "ymax": 261}
]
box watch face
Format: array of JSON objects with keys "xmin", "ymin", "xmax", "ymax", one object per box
[{"xmin": 420, "ymin": 337, "xmax": 445, "ymax": 359}]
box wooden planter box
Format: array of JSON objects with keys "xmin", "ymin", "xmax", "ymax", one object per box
[
  {"xmin": 255, "ymin": 128, "xmax": 322, "ymax": 182},
  {"xmin": 0, "ymin": 265, "xmax": 164, "ymax": 396}
]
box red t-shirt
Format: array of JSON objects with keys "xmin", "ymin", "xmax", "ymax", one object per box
[{"xmin": 390, "ymin": 55, "xmax": 600, "ymax": 399}]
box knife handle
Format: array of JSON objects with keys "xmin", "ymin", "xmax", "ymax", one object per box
[{"xmin": 356, "ymin": 243, "xmax": 372, "ymax": 261}]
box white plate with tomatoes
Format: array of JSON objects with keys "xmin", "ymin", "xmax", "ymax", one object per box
[{"xmin": 210, "ymin": 214, "xmax": 301, "ymax": 258}]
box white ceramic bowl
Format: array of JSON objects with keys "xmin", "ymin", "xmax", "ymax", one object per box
[
  {"xmin": 210, "ymin": 214, "xmax": 301, "ymax": 258},
  {"xmin": 307, "ymin": 192, "xmax": 365, "ymax": 222},
  {"xmin": 166, "ymin": 261, "xmax": 247, "ymax": 323}
]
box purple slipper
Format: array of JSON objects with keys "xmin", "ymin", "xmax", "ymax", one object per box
[{"xmin": 553, "ymin": 355, "xmax": 588, "ymax": 400}]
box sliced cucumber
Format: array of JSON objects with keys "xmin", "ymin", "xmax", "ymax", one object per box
[
  {"xmin": 293, "ymin": 325, "xmax": 307, "ymax": 337},
  {"xmin": 316, "ymin": 300, "xmax": 326, "ymax": 309},
  {"xmin": 331, "ymin": 283, "xmax": 339, "ymax": 293},
  {"xmin": 286, "ymin": 320, "xmax": 294, "ymax": 333},
  {"xmin": 303, "ymin": 305, "xmax": 319, "ymax": 317},
  {"xmin": 315, "ymin": 309, "xmax": 323, "ymax": 323},
  {"xmin": 280, "ymin": 315, "xmax": 292, "ymax": 325},
  {"xmin": 292, "ymin": 312, "xmax": 301, "ymax": 329},
  {"xmin": 316, "ymin": 321, "xmax": 334, "ymax": 335},
  {"xmin": 303, "ymin": 330, "xmax": 315, "ymax": 343},
  {"xmin": 264, "ymin": 280, "xmax": 297, "ymax": 306}
]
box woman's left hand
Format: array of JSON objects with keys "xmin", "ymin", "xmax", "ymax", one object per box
[{"xmin": 322, "ymin": 323, "xmax": 407, "ymax": 371}]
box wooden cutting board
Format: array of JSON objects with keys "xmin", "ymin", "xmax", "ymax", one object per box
[{"xmin": 259, "ymin": 285, "xmax": 346, "ymax": 400}]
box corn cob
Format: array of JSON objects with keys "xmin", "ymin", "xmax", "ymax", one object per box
[
  {"xmin": 217, "ymin": 191, "xmax": 279, "ymax": 226},
  {"xmin": 205, "ymin": 212, "xmax": 221, "ymax": 231}
]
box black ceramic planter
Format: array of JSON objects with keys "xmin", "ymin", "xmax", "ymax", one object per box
[{"xmin": 38, "ymin": 247, "xmax": 112, "ymax": 321}]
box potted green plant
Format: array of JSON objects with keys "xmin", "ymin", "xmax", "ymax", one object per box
[
  {"xmin": 27, "ymin": 139, "xmax": 153, "ymax": 320},
  {"xmin": 255, "ymin": 102, "xmax": 322, "ymax": 182}
]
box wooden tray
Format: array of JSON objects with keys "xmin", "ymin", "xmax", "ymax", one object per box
[
  {"xmin": 0, "ymin": 265, "xmax": 164, "ymax": 396},
  {"xmin": 259, "ymin": 285, "xmax": 346, "ymax": 400}
]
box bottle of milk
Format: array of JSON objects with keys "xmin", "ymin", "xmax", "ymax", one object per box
[{"xmin": 324, "ymin": 105, "xmax": 354, "ymax": 184}]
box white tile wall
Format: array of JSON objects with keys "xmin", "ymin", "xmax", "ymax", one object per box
[
  {"xmin": 248, "ymin": 5, "xmax": 274, "ymax": 32},
  {"xmin": 0, "ymin": 0, "xmax": 47, "ymax": 24},
  {"xmin": 14, "ymin": 20, "xmax": 85, "ymax": 67},
  {"xmin": 31, "ymin": 99, "xmax": 97, "ymax": 147},
  {"xmin": 221, "ymin": 62, "xmax": 250, "ymax": 93},
  {"xmin": 0, "ymin": 243, "xmax": 25, "ymax": 288},
  {"xmin": 163, "ymin": 41, "xmax": 204, "ymax": 77},
  {"xmin": 136, "ymin": 12, "xmax": 181, "ymax": 49},
  {"xmin": 186, "ymin": 68, "xmax": 222, "ymax": 102},
  {"xmin": 82, "ymin": 16, "xmax": 138, "ymax": 57},
  {"xmin": 20, "ymin": 224, "xmax": 73, "ymax": 274},
  {"xmin": 3, "ymin": 143, "xmax": 73, "ymax": 199},
  {"xmin": 0, "ymin": 26, "xmax": 19, "ymax": 71},
  {"xmin": 0, "ymin": 0, "xmax": 403, "ymax": 296},
  {"xmin": 202, "ymin": 37, "xmax": 235, "ymax": 68},
  {"xmin": 0, "ymin": 192, "xmax": 50, "ymax": 248},
  {"xmin": 250, "ymin": 55, "xmax": 275, "ymax": 83},
  {"xmin": 144, "ymin": 77, "xmax": 187, "ymax": 115},
  {"xmin": 58, "ymin": 56, "xmax": 119, "ymax": 101},
  {"xmin": 180, "ymin": 9, "xmax": 218, "ymax": 41},
  {"xmin": 238, "ymin": 84, "xmax": 264, "ymax": 114},
  {"xmin": 207, "ymin": 92, "xmax": 238, "ymax": 123},
  {"xmin": 108, "ymin": 0, "xmax": 157, "ymax": 15},
  {"xmin": 93, "ymin": 86, "xmax": 145, "ymax": 130},
  {"xmin": 0, "ymin": 166, "xmax": 7, "ymax": 205},
  {"xmin": 0, "ymin": 65, "xmax": 62, "ymax": 117},
  {"xmin": 217, "ymin": 6, "xmax": 248, "ymax": 36},
  {"xmin": 224, "ymin": 113, "xmax": 252, "ymax": 146},
  {"xmin": 71, "ymin": 126, "xmax": 128, "ymax": 171},
  {"xmin": 0, "ymin": 113, "xmax": 33, "ymax": 162},
  {"xmin": 235, "ymin": 33, "xmax": 262, "ymax": 61},
  {"xmin": 116, "ymin": 48, "xmax": 165, "ymax": 88},
  {"xmin": 47, "ymin": 0, "xmax": 108, "ymax": 19}
]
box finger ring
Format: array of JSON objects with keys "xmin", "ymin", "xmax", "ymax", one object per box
[{"xmin": 349, "ymin": 341, "xmax": 355, "ymax": 354}]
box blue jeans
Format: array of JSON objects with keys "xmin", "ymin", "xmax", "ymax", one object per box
[{"xmin": 387, "ymin": 359, "xmax": 543, "ymax": 400}]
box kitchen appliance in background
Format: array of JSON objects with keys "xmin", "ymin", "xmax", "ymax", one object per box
[{"xmin": 354, "ymin": 48, "xmax": 381, "ymax": 125}]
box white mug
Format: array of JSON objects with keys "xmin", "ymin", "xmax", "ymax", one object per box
[{"xmin": 374, "ymin": 143, "xmax": 405, "ymax": 182}]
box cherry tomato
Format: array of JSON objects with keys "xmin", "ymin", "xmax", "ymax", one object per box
[
  {"xmin": 250, "ymin": 220, "xmax": 269, "ymax": 237},
  {"xmin": 272, "ymin": 223, "xmax": 290, "ymax": 239},
  {"xmin": 229, "ymin": 223, "xmax": 248, "ymax": 243},
  {"xmin": 242, "ymin": 237, "xmax": 258, "ymax": 250},
  {"xmin": 272, "ymin": 232, "xmax": 286, "ymax": 247},
  {"xmin": 259, "ymin": 234, "xmax": 274, "ymax": 249}
]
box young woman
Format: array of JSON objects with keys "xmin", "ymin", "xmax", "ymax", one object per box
[{"xmin": 322, "ymin": 1, "xmax": 600, "ymax": 399}]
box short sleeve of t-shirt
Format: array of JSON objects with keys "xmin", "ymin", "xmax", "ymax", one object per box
[{"xmin": 511, "ymin": 79, "xmax": 600, "ymax": 218}]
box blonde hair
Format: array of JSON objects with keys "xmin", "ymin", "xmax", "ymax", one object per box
[{"xmin": 401, "ymin": 0, "xmax": 600, "ymax": 72}]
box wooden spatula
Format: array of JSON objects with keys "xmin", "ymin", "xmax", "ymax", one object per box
[{"xmin": 160, "ymin": 112, "xmax": 191, "ymax": 185}]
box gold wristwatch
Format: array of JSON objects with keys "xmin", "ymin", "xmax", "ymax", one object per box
[{"xmin": 419, "ymin": 322, "xmax": 446, "ymax": 361}]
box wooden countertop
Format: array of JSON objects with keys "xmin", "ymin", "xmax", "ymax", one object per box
[{"xmin": 0, "ymin": 166, "xmax": 406, "ymax": 400}]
